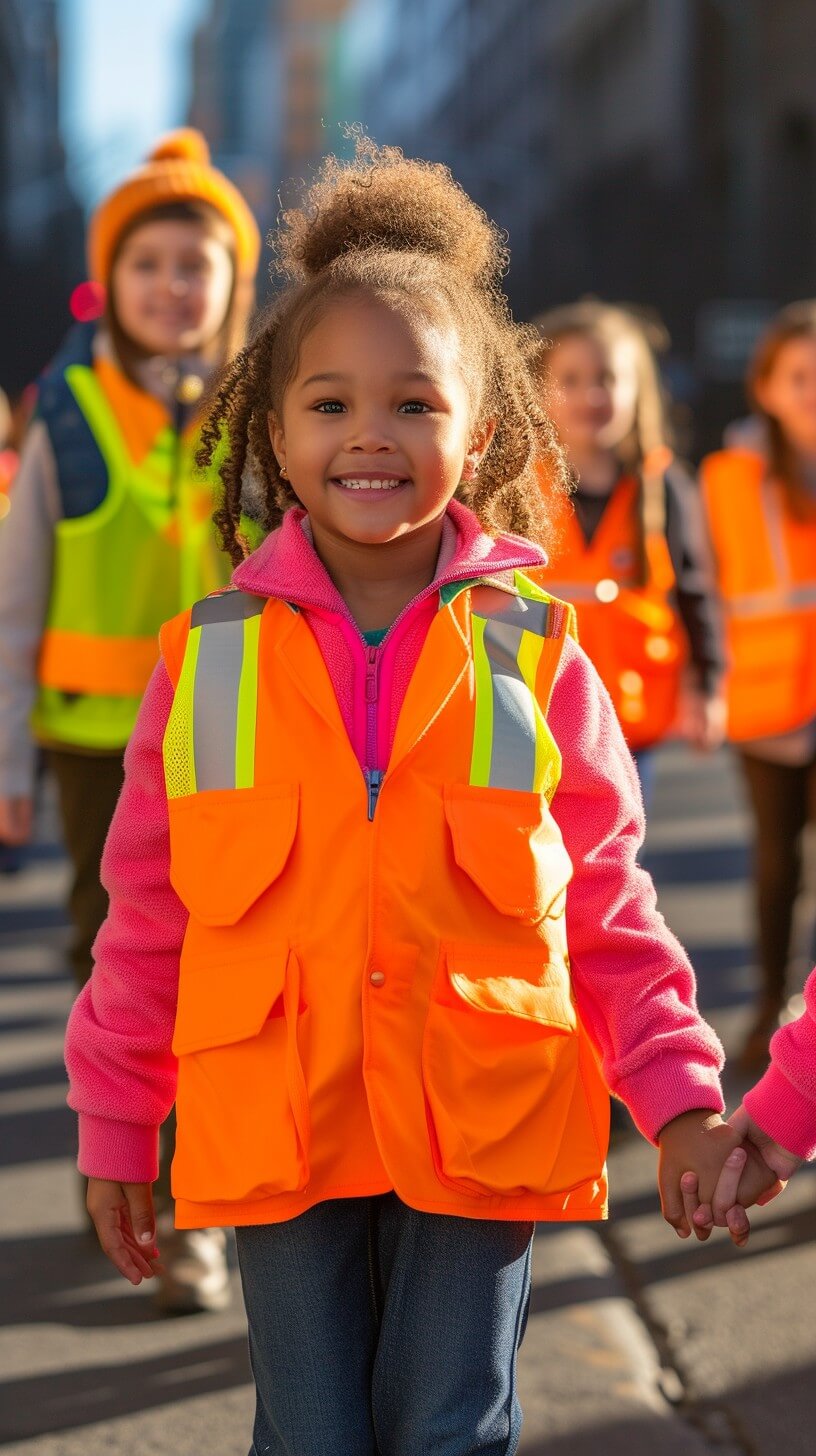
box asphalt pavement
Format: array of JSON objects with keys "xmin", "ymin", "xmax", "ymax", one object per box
[{"xmin": 1, "ymin": 743, "xmax": 814, "ymax": 1455}]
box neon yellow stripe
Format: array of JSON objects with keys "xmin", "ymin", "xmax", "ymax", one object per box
[
  {"xmin": 234, "ymin": 611, "xmax": 261, "ymax": 789},
  {"xmin": 513, "ymin": 568, "xmax": 552, "ymax": 604},
  {"xmin": 515, "ymin": 628, "xmax": 548, "ymax": 792},
  {"xmin": 163, "ymin": 625, "xmax": 201, "ymax": 799},
  {"xmin": 469, "ymin": 614, "xmax": 494, "ymax": 787}
]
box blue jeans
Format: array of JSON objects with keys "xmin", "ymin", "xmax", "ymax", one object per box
[{"xmin": 235, "ymin": 1193, "xmax": 534, "ymax": 1456}]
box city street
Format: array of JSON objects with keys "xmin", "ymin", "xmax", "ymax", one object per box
[{"xmin": 1, "ymin": 744, "xmax": 814, "ymax": 1456}]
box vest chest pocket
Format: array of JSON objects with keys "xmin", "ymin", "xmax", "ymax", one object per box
[
  {"xmin": 171, "ymin": 944, "xmax": 310, "ymax": 1204},
  {"xmin": 167, "ymin": 784, "xmax": 298, "ymax": 926},
  {"xmin": 423, "ymin": 945, "xmax": 603, "ymax": 1199},
  {"xmin": 443, "ymin": 783, "xmax": 572, "ymax": 923}
]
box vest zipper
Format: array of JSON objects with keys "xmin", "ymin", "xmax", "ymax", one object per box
[{"xmin": 364, "ymin": 645, "xmax": 383, "ymax": 820}]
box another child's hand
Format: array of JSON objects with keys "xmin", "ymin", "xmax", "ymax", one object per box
[
  {"xmin": 657, "ymin": 1109, "xmax": 745, "ymax": 1238},
  {"xmin": 0, "ymin": 795, "xmax": 33, "ymax": 844},
  {"xmin": 86, "ymin": 1177, "xmax": 161, "ymax": 1285},
  {"xmin": 682, "ymin": 690, "xmax": 728, "ymax": 752},
  {"xmin": 689, "ymin": 1105, "xmax": 799, "ymax": 1246}
]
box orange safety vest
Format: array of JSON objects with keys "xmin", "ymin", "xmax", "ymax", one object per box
[
  {"xmin": 160, "ymin": 574, "xmax": 610, "ymax": 1229},
  {"xmin": 700, "ymin": 449, "xmax": 816, "ymax": 740},
  {"xmin": 539, "ymin": 475, "xmax": 686, "ymax": 749}
]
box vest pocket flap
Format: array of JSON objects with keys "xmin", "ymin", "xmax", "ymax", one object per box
[
  {"xmin": 446, "ymin": 947, "xmax": 576, "ymax": 1032},
  {"xmin": 443, "ymin": 783, "xmax": 572, "ymax": 922},
  {"xmin": 168, "ymin": 784, "xmax": 299, "ymax": 925},
  {"xmin": 172, "ymin": 944, "xmax": 293, "ymax": 1055}
]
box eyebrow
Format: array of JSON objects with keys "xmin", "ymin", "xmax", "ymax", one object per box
[{"xmin": 299, "ymin": 370, "xmax": 443, "ymax": 389}]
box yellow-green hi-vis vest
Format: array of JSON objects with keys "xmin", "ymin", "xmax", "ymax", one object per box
[{"xmin": 32, "ymin": 362, "xmax": 234, "ymax": 750}]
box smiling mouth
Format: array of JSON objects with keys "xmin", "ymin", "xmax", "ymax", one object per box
[{"xmin": 331, "ymin": 476, "xmax": 411, "ymax": 492}]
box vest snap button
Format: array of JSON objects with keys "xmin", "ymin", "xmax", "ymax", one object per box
[{"xmin": 369, "ymin": 970, "xmax": 386, "ymax": 987}]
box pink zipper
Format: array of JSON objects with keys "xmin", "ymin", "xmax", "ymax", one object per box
[{"xmin": 364, "ymin": 646, "xmax": 383, "ymax": 819}]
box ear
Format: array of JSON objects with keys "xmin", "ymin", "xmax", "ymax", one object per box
[
  {"xmin": 268, "ymin": 411, "xmax": 286, "ymax": 471},
  {"xmin": 461, "ymin": 419, "xmax": 496, "ymax": 480}
]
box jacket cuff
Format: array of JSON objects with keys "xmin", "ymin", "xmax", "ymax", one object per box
[
  {"xmin": 77, "ymin": 1113, "xmax": 160, "ymax": 1183},
  {"xmin": 744, "ymin": 1063, "xmax": 816, "ymax": 1162},
  {"xmin": 616, "ymin": 1054, "xmax": 725, "ymax": 1145}
]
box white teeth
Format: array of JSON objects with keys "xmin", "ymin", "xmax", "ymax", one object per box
[{"xmin": 336, "ymin": 478, "xmax": 405, "ymax": 491}]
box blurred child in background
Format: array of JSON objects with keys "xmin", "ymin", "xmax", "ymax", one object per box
[
  {"xmin": 0, "ymin": 128, "xmax": 260, "ymax": 1311},
  {"xmin": 532, "ymin": 301, "xmax": 726, "ymax": 807},
  {"xmin": 700, "ymin": 303, "xmax": 816, "ymax": 1072}
]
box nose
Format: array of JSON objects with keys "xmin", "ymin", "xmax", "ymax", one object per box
[
  {"xmin": 346, "ymin": 410, "xmax": 395, "ymax": 454},
  {"xmin": 168, "ymin": 273, "xmax": 189, "ymax": 297}
]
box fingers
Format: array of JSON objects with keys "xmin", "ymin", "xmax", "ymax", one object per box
[
  {"xmin": 660, "ymin": 1178, "xmax": 691, "ymax": 1238},
  {"xmin": 756, "ymin": 1178, "xmax": 786, "ymax": 1207},
  {"xmin": 87, "ymin": 1179, "xmax": 159, "ymax": 1286},
  {"xmin": 692, "ymin": 1201, "xmax": 714, "ymax": 1233},
  {"xmin": 95, "ymin": 1208, "xmax": 158, "ymax": 1284},
  {"xmin": 711, "ymin": 1146, "xmax": 747, "ymax": 1225},
  {"xmin": 726, "ymin": 1205, "xmax": 751, "ymax": 1248},
  {"xmin": 681, "ymin": 1171, "xmax": 710, "ymax": 1241},
  {"xmin": 726, "ymin": 1105, "xmax": 750, "ymax": 1139},
  {"xmin": 123, "ymin": 1181, "xmax": 156, "ymax": 1249}
]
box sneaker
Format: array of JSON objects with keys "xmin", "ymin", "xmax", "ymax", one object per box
[{"xmin": 153, "ymin": 1220, "xmax": 231, "ymax": 1315}]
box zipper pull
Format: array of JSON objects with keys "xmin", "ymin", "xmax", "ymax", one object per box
[
  {"xmin": 365, "ymin": 646, "xmax": 380, "ymax": 702},
  {"xmin": 366, "ymin": 769, "xmax": 384, "ymax": 821}
]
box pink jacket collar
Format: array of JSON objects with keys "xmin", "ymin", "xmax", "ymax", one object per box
[{"xmin": 232, "ymin": 499, "xmax": 546, "ymax": 617}]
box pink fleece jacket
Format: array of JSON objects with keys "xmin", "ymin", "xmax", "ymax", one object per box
[
  {"xmin": 65, "ymin": 501, "xmax": 725, "ymax": 1185},
  {"xmin": 744, "ymin": 968, "xmax": 816, "ymax": 1160}
]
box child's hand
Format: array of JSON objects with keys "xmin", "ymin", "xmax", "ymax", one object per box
[
  {"xmin": 657, "ymin": 1109, "xmax": 745, "ymax": 1238},
  {"xmin": 682, "ymin": 690, "xmax": 728, "ymax": 752},
  {"xmin": 86, "ymin": 1177, "xmax": 161, "ymax": 1286},
  {"xmin": 0, "ymin": 795, "xmax": 33, "ymax": 844},
  {"xmin": 689, "ymin": 1105, "xmax": 799, "ymax": 1246}
]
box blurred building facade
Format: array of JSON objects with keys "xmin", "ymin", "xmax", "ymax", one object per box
[
  {"xmin": 0, "ymin": 0, "xmax": 83, "ymax": 399},
  {"xmin": 334, "ymin": 0, "xmax": 816, "ymax": 450},
  {"xmin": 189, "ymin": 0, "xmax": 353, "ymax": 298}
]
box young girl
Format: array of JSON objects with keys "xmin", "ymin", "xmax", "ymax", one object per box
[
  {"xmin": 700, "ymin": 305, "xmax": 816, "ymax": 1072},
  {"xmin": 65, "ymin": 140, "xmax": 775, "ymax": 1454},
  {"xmin": 0, "ymin": 128, "xmax": 260, "ymax": 1311},
  {"xmin": 531, "ymin": 302, "xmax": 726, "ymax": 805}
]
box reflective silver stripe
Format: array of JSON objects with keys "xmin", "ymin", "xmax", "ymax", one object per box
[
  {"xmin": 482, "ymin": 618, "xmax": 538, "ymax": 791},
  {"xmin": 191, "ymin": 591, "xmax": 264, "ymax": 627},
  {"xmin": 725, "ymin": 585, "xmax": 816, "ymax": 617},
  {"xmin": 191, "ymin": 593, "xmax": 264, "ymax": 790},
  {"xmin": 471, "ymin": 585, "xmax": 554, "ymax": 636}
]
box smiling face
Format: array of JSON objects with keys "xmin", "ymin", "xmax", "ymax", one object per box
[
  {"xmin": 269, "ymin": 295, "xmax": 487, "ymax": 553},
  {"xmin": 110, "ymin": 217, "xmax": 235, "ymax": 358}
]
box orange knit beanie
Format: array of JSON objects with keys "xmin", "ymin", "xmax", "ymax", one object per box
[{"xmin": 88, "ymin": 129, "xmax": 261, "ymax": 286}]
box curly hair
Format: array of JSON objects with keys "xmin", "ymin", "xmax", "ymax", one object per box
[{"xmin": 199, "ymin": 135, "xmax": 570, "ymax": 565}]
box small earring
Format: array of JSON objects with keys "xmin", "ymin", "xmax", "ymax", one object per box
[{"xmin": 279, "ymin": 464, "xmax": 288, "ymax": 479}]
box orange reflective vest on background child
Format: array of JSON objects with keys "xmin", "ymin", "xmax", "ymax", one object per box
[
  {"xmin": 541, "ymin": 467, "xmax": 687, "ymax": 748},
  {"xmin": 700, "ymin": 447, "xmax": 816, "ymax": 742}
]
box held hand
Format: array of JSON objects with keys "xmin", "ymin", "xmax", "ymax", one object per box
[
  {"xmin": 657, "ymin": 1110, "xmax": 744, "ymax": 1239},
  {"xmin": 0, "ymin": 795, "xmax": 33, "ymax": 845},
  {"xmin": 690, "ymin": 1106, "xmax": 800, "ymax": 1245},
  {"xmin": 683, "ymin": 691, "xmax": 728, "ymax": 752},
  {"xmin": 86, "ymin": 1177, "xmax": 161, "ymax": 1285},
  {"xmin": 728, "ymin": 1104, "xmax": 803, "ymax": 1183}
]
